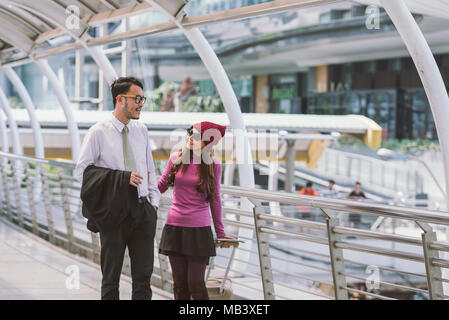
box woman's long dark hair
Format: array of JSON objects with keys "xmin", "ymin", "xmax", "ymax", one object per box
[{"xmin": 167, "ymin": 147, "xmax": 216, "ymax": 203}]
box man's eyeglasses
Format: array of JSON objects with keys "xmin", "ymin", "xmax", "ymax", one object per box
[
  {"xmin": 120, "ymin": 94, "xmax": 147, "ymax": 105},
  {"xmin": 186, "ymin": 128, "xmax": 201, "ymax": 141}
]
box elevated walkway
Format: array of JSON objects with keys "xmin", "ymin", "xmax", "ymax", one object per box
[
  {"xmin": 0, "ymin": 217, "xmax": 171, "ymax": 300},
  {"xmin": 1, "ymin": 151, "xmax": 449, "ymax": 300},
  {"xmin": 9, "ymin": 109, "xmax": 380, "ymax": 161}
]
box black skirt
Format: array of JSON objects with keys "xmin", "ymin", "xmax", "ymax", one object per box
[{"xmin": 159, "ymin": 224, "xmax": 216, "ymax": 263}]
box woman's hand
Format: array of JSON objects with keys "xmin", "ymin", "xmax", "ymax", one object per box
[{"xmin": 219, "ymin": 235, "xmax": 236, "ymax": 248}]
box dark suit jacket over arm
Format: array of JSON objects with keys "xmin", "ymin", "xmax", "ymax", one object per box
[{"xmin": 81, "ymin": 165, "xmax": 133, "ymax": 233}]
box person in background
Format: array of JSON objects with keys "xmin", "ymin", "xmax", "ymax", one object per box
[
  {"xmin": 174, "ymin": 75, "xmax": 199, "ymax": 111},
  {"xmin": 328, "ymin": 180, "xmax": 335, "ymax": 191},
  {"xmin": 160, "ymin": 89, "xmax": 175, "ymax": 112},
  {"xmin": 297, "ymin": 181, "xmax": 319, "ymax": 217},
  {"xmin": 347, "ymin": 181, "xmax": 368, "ymax": 200},
  {"xmin": 299, "ymin": 181, "xmax": 319, "ymax": 197},
  {"xmin": 323, "ymin": 179, "xmax": 339, "ymax": 198},
  {"xmin": 157, "ymin": 121, "xmax": 235, "ymax": 300}
]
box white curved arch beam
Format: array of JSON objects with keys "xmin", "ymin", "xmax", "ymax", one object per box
[
  {"xmin": 145, "ymin": 0, "xmax": 256, "ymax": 184},
  {"xmin": 34, "ymin": 59, "xmax": 81, "ymax": 161},
  {"xmin": 183, "ymin": 28, "xmax": 257, "ymax": 278},
  {"xmin": 0, "ymin": 14, "xmax": 34, "ymax": 54},
  {"xmin": 0, "ymin": 7, "xmax": 45, "ymax": 34},
  {"xmin": 7, "ymin": 0, "xmax": 88, "ymax": 38},
  {"xmin": 180, "ymin": 28, "xmax": 256, "ymax": 189},
  {"xmin": 379, "ymin": 0, "xmax": 449, "ymax": 299},
  {"xmin": 0, "ymin": 26, "xmax": 78, "ymax": 159},
  {"xmin": 2, "ymin": 67, "xmax": 45, "ymax": 158},
  {"xmin": 5, "ymin": 0, "xmax": 118, "ymax": 84},
  {"xmin": 379, "ymin": 0, "xmax": 449, "ymax": 207},
  {"xmin": 145, "ymin": 0, "xmax": 256, "ymax": 275},
  {"xmin": 145, "ymin": 1, "xmax": 256, "ymax": 186},
  {"xmin": 0, "ymin": 88, "xmax": 23, "ymax": 155}
]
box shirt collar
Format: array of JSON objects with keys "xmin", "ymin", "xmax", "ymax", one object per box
[{"xmin": 110, "ymin": 113, "xmax": 129, "ymax": 133}]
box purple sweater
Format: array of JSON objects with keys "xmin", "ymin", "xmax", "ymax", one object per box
[{"xmin": 158, "ymin": 152, "xmax": 226, "ymax": 238}]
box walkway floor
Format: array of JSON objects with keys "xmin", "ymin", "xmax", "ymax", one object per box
[{"xmin": 0, "ymin": 218, "xmax": 172, "ymax": 300}]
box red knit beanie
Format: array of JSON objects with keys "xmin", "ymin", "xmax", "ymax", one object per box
[{"xmin": 190, "ymin": 121, "xmax": 226, "ymax": 146}]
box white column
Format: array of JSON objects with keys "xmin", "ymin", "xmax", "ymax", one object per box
[
  {"xmin": 75, "ymin": 49, "xmax": 83, "ymax": 110},
  {"xmin": 97, "ymin": 25, "xmax": 109, "ymax": 111},
  {"xmin": 379, "ymin": 0, "xmax": 449, "ymax": 296},
  {"xmin": 223, "ymin": 162, "xmax": 235, "ymax": 186},
  {"xmin": 0, "ymin": 88, "xmax": 23, "ymax": 155},
  {"xmin": 268, "ymin": 161, "xmax": 282, "ymax": 228},
  {"xmin": 34, "ymin": 59, "xmax": 80, "ymax": 161},
  {"xmin": 2, "ymin": 67, "xmax": 44, "ymax": 158},
  {"xmin": 0, "ymin": 110, "xmax": 8, "ymax": 153},
  {"xmin": 121, "ymin": 18, "xmax": 131, "ymax": 77},
  {"xmin": 268, "ymin": 162, "xmax": 279, "ymax": 192},
  {"xmin": 285, "ymin": 139, "xmax": 295, "ymax": 192},
  {"xmin": 223, "ymin": 162, "xmax": 237, "ymax": 221}
]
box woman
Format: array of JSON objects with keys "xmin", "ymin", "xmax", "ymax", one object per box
[{"xmin": 158, "ymin": 121, "xmax": 234, "ymax": 300}]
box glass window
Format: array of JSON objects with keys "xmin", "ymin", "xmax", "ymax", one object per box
[
  {"xmin": 403, "ymin": 89, "xmax": 436, "ymax": 139},
  {"xmin": 270, "ymin": 74, "xmax": 298, "ymax": 114},
  {"xmin": 319, "ymin": 12, "xmax": 331, "ymax": 24},
  {"xmin": 307, "ymin": 90, "xmax": 397, "ymax": 138}
]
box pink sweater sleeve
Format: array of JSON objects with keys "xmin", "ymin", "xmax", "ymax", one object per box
[
  {"xmin": 210, "ymin": 162, "xmax": 226, "ymax": 238},
  {"xmin": 158, "ymin": 153, "xmax": 176, "ymax": 194}
]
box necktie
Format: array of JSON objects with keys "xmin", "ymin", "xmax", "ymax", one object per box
[{"xmin": 122, "ymin": 125, "xmax": 137, "ymax": 173}]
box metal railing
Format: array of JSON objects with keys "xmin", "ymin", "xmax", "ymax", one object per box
[
  {"xmin": 0, "ymin": 151, "xmax": 449, "ymax": 300},
  {"xmin": 317, "ymin": 148, "xmax": 424, "ymax": 195}
]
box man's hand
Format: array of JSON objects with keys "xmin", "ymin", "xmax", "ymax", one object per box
[
  {"xmin": 129, "ymin": 172, "xmax": 143, "ymax": 187},
  {"xmin": 153, "ymin": 205, "xmax": 158, "ymax": 212}
]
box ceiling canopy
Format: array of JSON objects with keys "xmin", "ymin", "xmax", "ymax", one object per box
[{"xmin": 0, "ymin": 0, "xmax": 447, "ymax": 66}]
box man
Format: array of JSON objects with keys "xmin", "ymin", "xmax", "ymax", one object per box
[
  {"xmin": 174, "ymin": 75, "xmax": 198, "ymax": 111},
  {"xmin": 74, "ymin": 77, "xmax": 161, "ymax": 300},
  {"xmin": 160, "ymin": 89, "xmax": 175, "ymax": 112},
  {"xmin": 328, "ymin": 180, "xmax": 335, "ymax": 191},
  {"xmin": 323, "ymin": 179, "xmax": 339, "ymax": 198},
  {"xmin": 297, "ymin": 181, "xmax": 319, "ymax": 215},
  {"xmin": 298, "ymin": 181, "xmax": 319, "ymax": 196},
  {"xmin": 347, "ymin": 181, "xmax": 368, "ymax": 200}
]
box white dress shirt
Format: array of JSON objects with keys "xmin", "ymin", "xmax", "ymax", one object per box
[{"xmin": 74, "ymin": 114, "xmax": 161, "ymax": 207}]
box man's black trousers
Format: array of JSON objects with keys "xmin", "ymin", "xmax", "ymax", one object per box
[{"xmin": 99, "ymin": 199, "xmax": 157, "ymax": 300}]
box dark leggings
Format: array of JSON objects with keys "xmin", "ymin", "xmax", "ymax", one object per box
[{"xmin": 169, "ymin": 255, "xmax": 209, "ymax": 300}]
